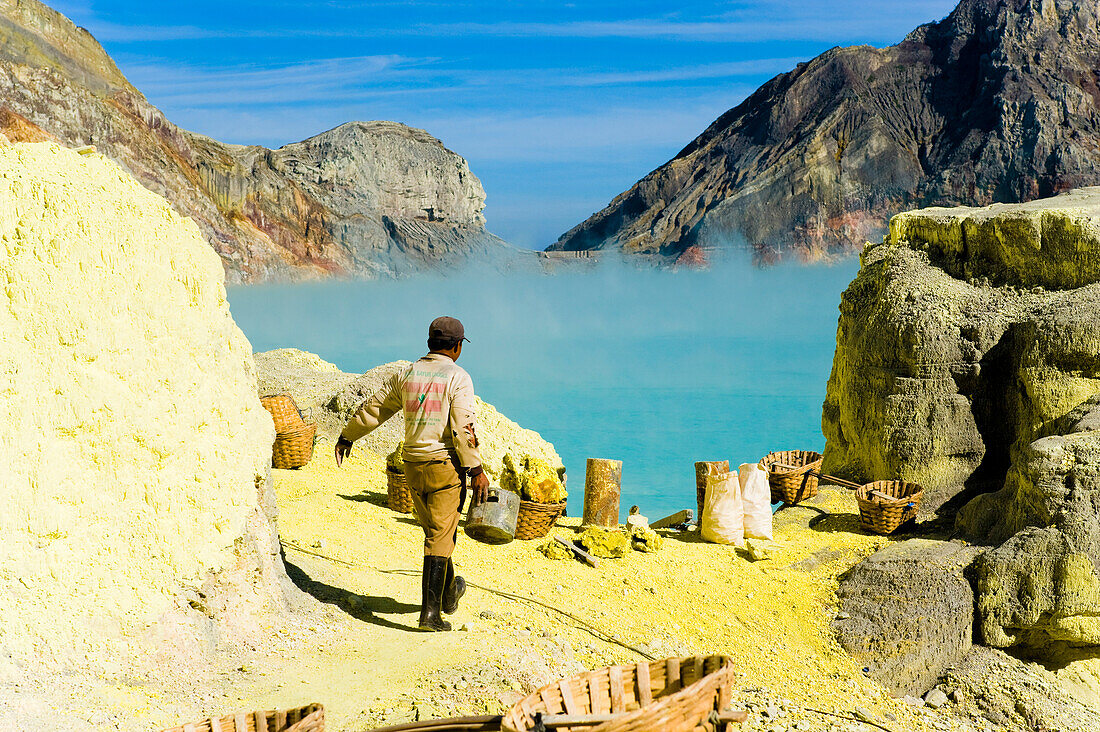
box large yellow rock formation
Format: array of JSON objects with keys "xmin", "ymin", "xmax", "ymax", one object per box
[{"xmin": 0, "ymin": 142, "xmax": 285, "ymax": 672}]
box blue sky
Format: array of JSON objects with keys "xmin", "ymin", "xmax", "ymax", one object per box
[{"xmin": 50, "ymin": 1, "xmax": 960, "ymax": 249}]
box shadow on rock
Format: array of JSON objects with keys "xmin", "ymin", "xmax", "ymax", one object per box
[{"xmin": 283, "ymin": 557, "xmax": 420, "ymax": 632}]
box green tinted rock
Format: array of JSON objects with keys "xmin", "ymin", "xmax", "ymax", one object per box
[{"xmin": 538, "ymin": 540, "xmax": 572, "ymax": 561}]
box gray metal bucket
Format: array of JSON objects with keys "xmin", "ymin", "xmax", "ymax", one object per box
[{"xmin": 465, "ymin": 488, "xmax": 520, "ymax": 544}]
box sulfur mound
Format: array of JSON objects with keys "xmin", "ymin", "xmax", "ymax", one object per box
[
  {"xmin": 577, "ymin": 527, "xmax": 630, "ymax": 559},
  {"xmin": 0, "ymin": 142, "xmax": 289, "ymax": 674}
]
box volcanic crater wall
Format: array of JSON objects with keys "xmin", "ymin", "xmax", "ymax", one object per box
[
  {"xmin": 822, "ymin": 187, "xmax": 1100, "ymax": 648},
  {"xmin": 0, "ymin": 141, "xmax": 291, "ymax": 673}
]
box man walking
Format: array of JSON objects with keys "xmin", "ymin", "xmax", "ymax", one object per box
[{"xmin": 334, "ymin": 316, "xmax": 490, "ymax": 632}]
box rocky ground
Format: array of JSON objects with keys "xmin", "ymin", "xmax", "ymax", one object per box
[{"xmin": 6, "ymin": 440, "xmax": 1100, "ymax": 730}]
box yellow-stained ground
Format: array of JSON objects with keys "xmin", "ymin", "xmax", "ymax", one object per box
[{"xmin": 259, "ymin": 445, "xmax": 972, "ymax": 732}]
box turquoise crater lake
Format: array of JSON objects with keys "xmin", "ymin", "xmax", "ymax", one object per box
[{"xmin": 228, "ymin": 257, "xmax": 860, "ymax": 521}]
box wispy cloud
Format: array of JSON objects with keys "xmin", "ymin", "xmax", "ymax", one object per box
[
  {"xmin": 123, "ymin": 53, "xmax": 797, "ymax": 108},
  {"xmin": 79, "ymin": 0, "xmax": 958, "ymax": 44}
]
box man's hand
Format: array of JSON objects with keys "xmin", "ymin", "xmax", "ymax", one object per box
[
  {"xmin": 470, "ymin": 470, "xmax": 490, "ymax": 506},
  {"xmin": 335, "ymin": 437, "xmax": 353, "ymax": 467}
]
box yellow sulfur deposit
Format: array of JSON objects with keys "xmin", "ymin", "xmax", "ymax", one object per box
[
  {"xmin": 0, "ymin": 142, "xmax": 279, "ymax": 672},
  {"xmin": 500, "ymin": 453, "xmax": 567, "ymax": 503}
]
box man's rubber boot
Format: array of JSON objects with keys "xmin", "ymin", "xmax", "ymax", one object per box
[
  {"xmin": 418, "ymin": 555, "xmax": 451, "ymax": 632},
  {"xmin": 442, "ymin": 559, "xmax": 466, "ymax": 615}
]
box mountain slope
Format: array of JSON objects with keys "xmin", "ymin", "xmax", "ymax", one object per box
[
  {"xmin": 0, "ymin": 0, "xmax": 510, "ymax": 282},
  {"xmin": 551, "ymin": 0, "xmax": 1100, "ymax": 262}
]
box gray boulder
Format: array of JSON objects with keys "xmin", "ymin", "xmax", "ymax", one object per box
[{"xmin": 832, "ymin": 539, "xmax": 982, "ymax": 696}]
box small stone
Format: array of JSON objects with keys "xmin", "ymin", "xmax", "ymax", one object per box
[
  {"xmin": 903, "ymin": 695, "xmax": 925, "ymax": 707},
  {"xmin": 478, "ymin": 610, "xmax": 496, "ymax": 620},
  {"xmin": 924, "ymin": 688, "xmax": 949, "ymax": 708},
  {"xmin": 835, "ymin": 611, "xmax": 850, "ymax": 620},
  {"xmin": 949, "ymin": 688, "xmax": 963, "ymax": 703},
  {"xmin": 763, "ymin": 705, "xmax": 779, "ymax": 719},
  {"xmin": 311, "ymin": 538, "xmax": 327, "ymax": 549},
  {"xmin": 854, "ymin": 707, "xmax": 879, "ymax": 725},
  {"xmin": 744, "ymin": 538, "xmax": 772, "ymax": 561},
  {"xmin": 626, "ymin": 513, "xmax": 649, "ymax": 529}
]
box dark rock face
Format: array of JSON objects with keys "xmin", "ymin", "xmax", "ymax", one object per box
[
  {"xmin": 0, "ymin": 0, "xmax": 511, "ymax": 282},
  {"xmin": 833, "ymin": 539, "xmax": 981, "ymax": 696},
  {"xmin": 551, "ymin": 0, "xmax": 1100, "ymax": 263}
]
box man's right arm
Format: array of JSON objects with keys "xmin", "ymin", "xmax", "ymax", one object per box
[{"xmin": 339, "ymin": 373, "xmax": 402, "ymax": 443}]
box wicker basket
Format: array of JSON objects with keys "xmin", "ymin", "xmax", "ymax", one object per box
[
  {"xmin": 160, "ymin": 702, "xmax": 324, "ymax": 732},
  {"xmin": 515, "ymin": 499, "xmax": 565, "ymax": 540},
  {"xmin": 272, "ymin": 421, "xmax": 316, "ymax": 470},
  {"xmin": 760, "ymin": 450, "xmax": 823, "ymax": 505},
  {"xmin": 502, "ymin": 655, "xmax": 734, "ymax": 732},
  {"xmin": 387, "ymin": 467, "xmax": 415, "ymax": 513},
  {"xmin": 260, "ymin": 394, "xmax": 305, "ymax": 433},
  {"xmin": 857, "ymin": 480, "xmax": 924, "ymax": 534}
]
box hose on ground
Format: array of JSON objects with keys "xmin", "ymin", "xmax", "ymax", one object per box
[{"xmin": 280, "ymin": 540, "xmax": 657, "ymax": 660}]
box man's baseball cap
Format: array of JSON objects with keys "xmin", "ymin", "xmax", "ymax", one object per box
[{"xmin": 429, "ymin": 316, "xmax": 470, "ymax": 343}]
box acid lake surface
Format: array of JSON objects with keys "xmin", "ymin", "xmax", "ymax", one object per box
[{"xmin": 229, "ymin": 258, "xmax": 859, "ymax": 521}]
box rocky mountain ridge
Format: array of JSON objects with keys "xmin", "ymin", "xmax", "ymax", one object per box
[
  {"xmin": 0, "ymin": 0, "xmax": 510, "ymax": 282},
  {"xmin": 551, "ymin": 0, "xmax": 1100, "ymax": 263}
]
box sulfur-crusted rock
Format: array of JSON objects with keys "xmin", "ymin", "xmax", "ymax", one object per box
[
  {"xmin": 500, "ymin": 453, "xmax": 567, "ymax": 503},
  {"xmin": 822, "ymin": 189, "xmax": 1100, "ymax": 652},
  {"xmin": 832, "ymin": 540, "xmax": 981, "ymax": 696},
  {"xmin": 538, "ymin": 540, "xmax": 573, "ymax": 561},
  {"xmin": 0, "ymin": 142, "xmax": 291, "ymax": 673},
  {"xmin": 577, "ymin": 527, "xmax": 630, "ymax": 559},
  {"xmin": 967, "ymin": 398, "xmax": 1100, "ymax": 648},
  {"xmin": 630, "ymin": 525, "xmax": 663, "ymax": 553},
  {"xmin": 823, "ymin": 190, "xmax": 1100, "ymax": 515}
]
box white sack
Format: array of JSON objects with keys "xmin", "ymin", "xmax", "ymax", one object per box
[
  {"xmin": 701, "ymin": 469, "xmax": 744, "ymax": 546},
  {"xmin": 739, "ymin": 462, "xmax": 773, "ymax": 540}
]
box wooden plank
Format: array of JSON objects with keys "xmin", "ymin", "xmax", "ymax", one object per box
[
  {"xmin": 558, "ymin": 678, "xmax": 580, "ymax": 715},
  {"xmin": 608, "ymin": 666, "xmax": 624, "ymax": 713},
  {"xmin": 538, "ymin": 710, "xmax": 748, "ymax": 728},
  {"xmin": 650, "ymin": 509, "xmax": 694, "ymax": 529},
  {"xmin": 554, "ymin": 536, "xmax": 600, "ymax": 568},
  {"xmin": 667, "ymin": 657, "xmax": 681, "ymax": 692},
  {"xmin": 587, "ymin": 675, "xmax": 605, "ymax": 715},
  {"xmin": 691, "ymin": 656, "xmax": 704, "ymax": 685},
  {"xmin": 539, "ymin": 687, "xmax": 561, "ymax": 714},
  {"xmin": 183, "ymin": 725, "xmax": 197, "ymax": 732},
  {"xmin": 234, "ymin": 713, "xmax": 248, "ymax": 732},
  {"xmin": 274, "ymin": 710, "xmax": 286, "ymax": 731},
  {"xmin": 210, "ymin": 718, "xmax": 223, "ymax": 732},
  {"xmin": 635, "ymin": 660, "xmax": 652, "ymax": 707}
]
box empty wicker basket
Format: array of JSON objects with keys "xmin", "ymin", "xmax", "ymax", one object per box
[
  {"xmin": 261, "ymin": 394, "xmax": 305, "ymax": 433},
  {"xmin": 160, "ymin": 702, "xmax": 324, "ymax": 732},
  {"xmin": 502, "ymin": 655, "xmax": 734, "ymax": 732},
  {"xmin": 514, "ymin": 499, "xmax": 565, "ymax": 540},
  {"xmin": 272, "ymin": 421, "xmax": 316, "ymax": 470},
  {"xmin": 387, "ymin": 467, "xmax": 415, "ymax": 513},
  {"xmin": 760, "ymin": 450, "xmax": 823, "ymax": 505},
  {"xmin": 857, "ymin": 480, "xmax": 923, "ymax": 534}
]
